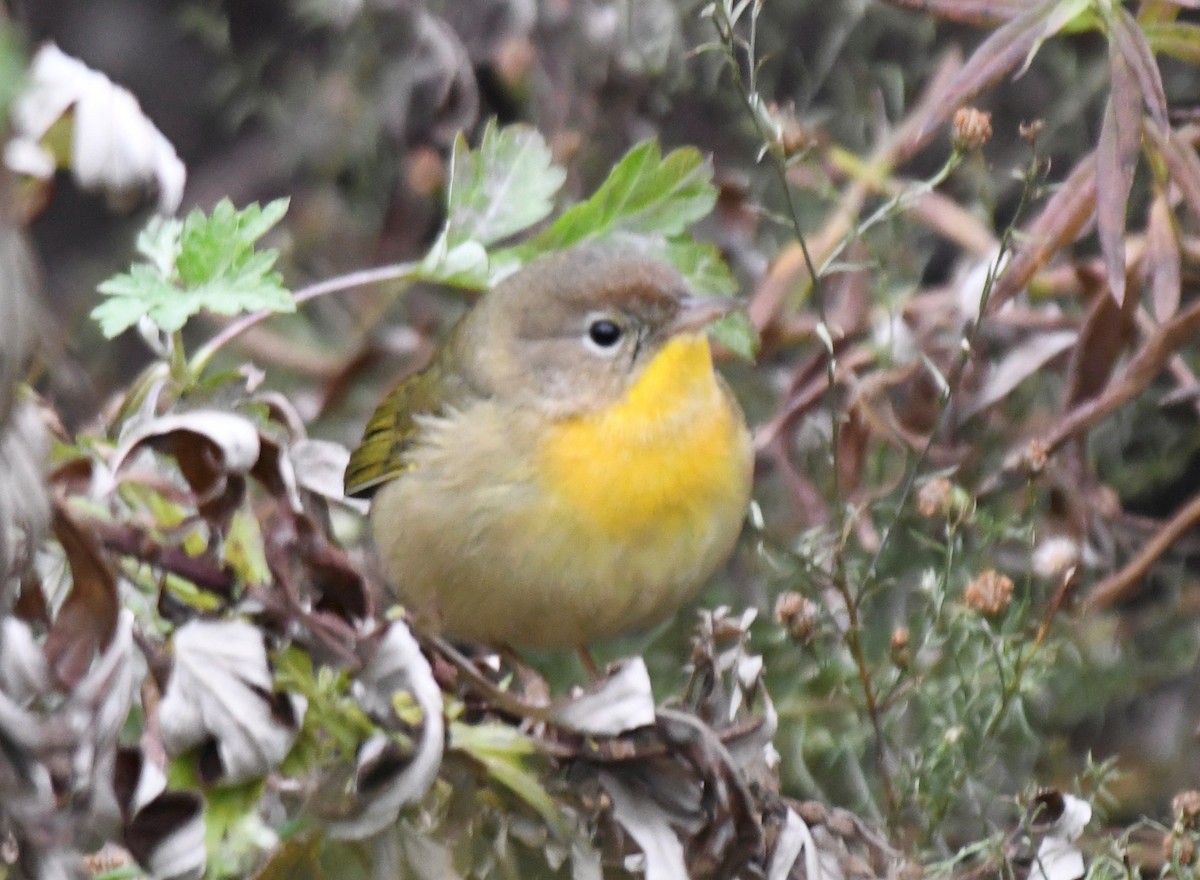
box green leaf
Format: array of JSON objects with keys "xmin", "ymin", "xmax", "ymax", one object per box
[
  {"xmin": 450, "ymin": 721, "xmax": 572, "ymax": 838},
  {"xmin": 620, "ymin": 236, "xmax": 757, "ymax": 360},
  {"xmin": 414, "ymin": 234, "xmax": 491, "ymax": 289},
  {"xmin": 526, "ymin": 140, "xmax": 718, "ymax": 251},
  {"xmin": 224, "ymin": 507, "xmax": 270, "ymax": 587},
  {"xmin": 445, "ymin": 121, "xmax": 566, "ymax": 247},
  {"xmin": 1144, "ymin": 22, "xmax": 1200, "ymax": 66},
  {"xmin": 663, "ymin": 237, "xmax": 737, "ymax": 296},
  {"xmin": 92, "ymin": 198, "xmax": 294, "ymax": 338},
  {"xmin": 710, "ymin": 312, "xmax": 759, "ymax": 361}
]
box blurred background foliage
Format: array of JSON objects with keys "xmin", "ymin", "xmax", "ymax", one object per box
[{"xmin": 7, "ymin": 0, "xmax": 1200, "ymax": 876}]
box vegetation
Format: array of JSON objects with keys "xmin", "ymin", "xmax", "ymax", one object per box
[{"xmin": 3, "ymin": 0, "xmax": 1200, "ymax": 877}]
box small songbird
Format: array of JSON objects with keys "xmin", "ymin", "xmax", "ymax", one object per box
[{"xmin": 345, "ymin": 246, "xmax": 753, "ymax": 649}]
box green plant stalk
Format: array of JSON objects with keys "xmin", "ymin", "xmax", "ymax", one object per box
[
  {"xmin": 710, "ymin": 0, "xmax": 912, "ymax": 814},
  {"xmin": 822, "ymin": 146, "xmax": 964, "ymax": 276},
  {"xmin": 168, "ymin": 329, "xmax": 190, "ymax": 386},
  {"xmin": 861, "ymin": 146, "xmax": 1044, "ymax": 589}
]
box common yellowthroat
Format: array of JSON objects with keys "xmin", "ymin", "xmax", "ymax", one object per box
[{"xmin": 345, "ymin": 246, "xmax": 753, "ymax": 649}]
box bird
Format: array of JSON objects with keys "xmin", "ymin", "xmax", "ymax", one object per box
[{"xmin": 344, "ymin": 245, "xmax": 753, "ymax": 650}]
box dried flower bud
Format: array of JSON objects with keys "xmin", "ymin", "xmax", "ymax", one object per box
[
  {"xmin": 774, "ymin": 591, "xmax": 816, "ymax": 642},
  {"xmin": 890, "ymin": 626, "xmax": 910, "ymax": 668},
  {"xmin": 1019, "ymin": 119, "xmax": 1044, "ymax": 143},
  {"xmin": 953, "ymin": 107, "xmax": 992, "ymax": 152},
  {"xmin": 917, "ymin": 478, "xmax": 951, "ymax": 517},
  {"xmin": 1174, "ymin": 791, "xmax": 1200, "ymax": 828},
  {"xmin": 917, "ymin": 477, "xmax": 974, "ymax": 522},
  {"xmin": 964, "ymin": 569, "xmax": 1014, "ymax": 617},
  {"xmin": 1023, "ymin": 439, "xmax": 1050, "ymax": 473}
]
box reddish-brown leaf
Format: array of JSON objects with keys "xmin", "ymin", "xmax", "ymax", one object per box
[
  {"xmin": 1063, "ymin": 269, "xmax": 1137, "ymax": 409},
  {"xmin": 1146, "ymin": 186, "xmax": 1182, "ymax": 321},
  {"xmin": 875, "ymin": 0, "xmax": 1033, "ymax": 26},
  {"xmin": 990, "ymin": 153, "xmax": 1097, "ymax": 310},
  {"xmin": 922, "ymin": 0, "xmax": 1060, "ymax": 137},
  {"xmin": 963, "ymin": 329, "xmax": 1078, "ymax": 419},
  {"xmin": 1112, "ymin": 8, "xmax": 1170, "ymax": 130},
  {"xmin": 45, "ymin": 503, "xmax": 119, "ymax": 688},
  {"xmin": 1095, "ymin": 42, "xmax": 1142, "ymax": 305}
]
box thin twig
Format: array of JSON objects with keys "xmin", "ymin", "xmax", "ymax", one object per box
[{"xmin": 190, "ymin": 261, "xmax": 419, "ymax": 374}]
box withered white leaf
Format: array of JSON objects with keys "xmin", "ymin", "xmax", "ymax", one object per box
[
  {"xmin": 598, "ymin": 771, "xmax": 688, "ymax": 880},
  {"xmin": 327, "ymin": 620, "xmax": 444, "ymax": 839},
  {"xmin": 550, "ymin": 657, "xmax": 656, "ymax": 736},
  {"xmin": 126, "ymin": 791, "xmax": 207, "ymax": 880},
  {"xmin": 1029, "ymin": 794, "xmax": 1092, "ymax": 880},
  {"xmin": 113, "ymin": 410, "xmax": 262, "ymax": 476},
  {"xmin": 767, "ymin": 808, "xmax": 817, "ymax": 880},
  {"xmin": 159, "ymin": 619, "xmax": 305, "ymax": 784},
  {"xmin": 287, "ymin": 438, "xmax": 368, "ymax": 513},
  {"xmin": 6, "ymin": 43, "xmax": 186, "ymax": 213},
  {"xmin": 0, "ymin": 617, "xmax": 49, "ymax": 705}
]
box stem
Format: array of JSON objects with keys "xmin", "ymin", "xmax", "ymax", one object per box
[
  {"xmin": 712, "ymin": 0, "xmax": 901, "ymax": 812},
  {"xmin": 168, "ymin": 330, "xmax": 190, "ymax": 386},
  {"xmin": 189, "ymin": 260, "xmax": 419, "ymax": 375},
  {"xmin": 862, "ymin": 149, "xmax": 1043, "ymax": 588}
]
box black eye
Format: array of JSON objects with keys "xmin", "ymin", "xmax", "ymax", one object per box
[{"xmin": 588, "ymin": 319, "xmax": 623, "ymax": 348}]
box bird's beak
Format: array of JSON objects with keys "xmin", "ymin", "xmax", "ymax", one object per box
[{"xmin": 666, "ymin": 295, "xmax": 743, "ymax": 336}]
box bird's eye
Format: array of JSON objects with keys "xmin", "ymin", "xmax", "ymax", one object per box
[{"xmin": 588, "ymin": 319, "xmax": 623, "ymax": 348}]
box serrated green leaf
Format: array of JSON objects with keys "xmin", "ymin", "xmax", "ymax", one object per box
[
  {"xmin": 93, "ymin": 198, "xmax": 295, "ymax": 338},
  {"xmin": 526, "ymin": 140, "xmax": 717, "ymax": 252},
  {"xmin": 662, "ymin": 240, "xmax": 757, "ymax": 358},
  {"xmin": 91, "ymin": 294, "xmax": 158, "ymax": 338},
  {"xmin": 135, "ymin": 215, "xmax": 183, "ymax": 275},
  {"xmin": 415, "ymin": 234, "xmax": 491, "ymax": 289},
  {"xmin": 445, "ymin": 122, "xmax": 566, "ymax": 247}
]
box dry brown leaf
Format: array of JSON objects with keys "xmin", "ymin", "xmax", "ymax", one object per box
[
  {"xmin": 1095, "ymin": 40, "xmax": 1142, "ymax": 305},
  {"xmin": 1146, "ymin": 125, "xmax": 1200, "ymax": 228},
  {"xmin": 44, "ymin": 503, "xmax": 119, "ymax": 688},
  {"xmin": 875, "ymin": 0, "xmax": 1033, "ymax": 26},
  {"xmin": 113, "ymin": 410, "xmax": 262, "ymax": 526},
  {"xmin": 1063, "ymin": 274, "xmax": 1137, "ymax": 410},
  {"xmin": 1111, "ymin": 7, "xmax": 1170, "ymax": 131},
  {"xmin": 962, "ymin": 330, "xmax": 1078, "ymax": 419},
  {"xmin": 924, "ymin": 0, "xmax": 1060, "ymax": 137},
  {"xmin": 1146, "ymin": 186, "xmax": 1182, "ymax": 322},
  {"xmin": 1040, "ymin": 299, "xmax": 1200, "ymax": 457}
]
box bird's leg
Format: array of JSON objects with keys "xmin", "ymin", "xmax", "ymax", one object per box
[{"xmin": 577, "ymin": 646, "xmax": 601, "ymax": 680}]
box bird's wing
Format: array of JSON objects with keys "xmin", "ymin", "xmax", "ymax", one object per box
[{"xmin": 344, "ymin": 363, "xmax": 449, "ymax": 499}]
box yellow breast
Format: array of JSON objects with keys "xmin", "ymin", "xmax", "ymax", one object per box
[{"xmin": 537, "ymin": 334, "xmax": 750, "ymax": 540}]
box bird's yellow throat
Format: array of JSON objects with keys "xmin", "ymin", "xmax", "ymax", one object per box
[{"xmin": 537, "ymin": 334, "xmax": 745, "ymax": 538}]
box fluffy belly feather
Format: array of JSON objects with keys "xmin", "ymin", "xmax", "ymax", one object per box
[{"xmin": 370, "ymin": 337, "xmax": 753, "ymax": 648}]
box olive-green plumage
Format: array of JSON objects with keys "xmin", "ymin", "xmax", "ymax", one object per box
[{"xmin": 344, "ymin": 246, "xmax": 753, "ymax": 648}]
